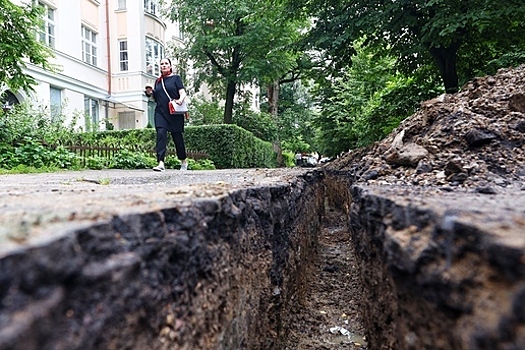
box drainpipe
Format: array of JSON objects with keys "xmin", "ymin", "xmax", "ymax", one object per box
[
  {"xmin": 105, "ymin": 0, "xmax": 112, "ymax": 96},
  {"xmin": 105, "ymin": 0, "xmax": 111, "ymax": 125}
]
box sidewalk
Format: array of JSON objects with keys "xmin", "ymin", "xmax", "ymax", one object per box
[{"xmin": 0, "ymin": 168, "xmax": 310, "ymax": 255}]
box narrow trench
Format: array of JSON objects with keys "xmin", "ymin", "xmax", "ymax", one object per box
[{"xmin": 284, "ymin": 204, "xmax": 368, "ymax": 350}]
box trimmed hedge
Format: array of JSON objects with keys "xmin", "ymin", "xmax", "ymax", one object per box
[
  {"xmin": 184, "ymin": 124, "xmax": 276, "ymax": 169},
  {"xmin": 66, "ymin": 124, "xmax": 277, "ymax": 169}
]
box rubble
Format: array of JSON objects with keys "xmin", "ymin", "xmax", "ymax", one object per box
[{"xmin": 326, "ymin": 65, "xmax": 525, "ymax": 191}]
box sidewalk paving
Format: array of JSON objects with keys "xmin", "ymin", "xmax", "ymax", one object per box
[{"xmin": 0, "ymin": 168, "xmax": 311, "ymax": 255}]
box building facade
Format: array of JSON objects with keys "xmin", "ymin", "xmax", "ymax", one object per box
[{"xmin": 5, "ymin": 0, "xmax": 180, "ymax": 131}]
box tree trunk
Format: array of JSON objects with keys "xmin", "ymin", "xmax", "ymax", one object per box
[
  {"xmin": 429, "ymin": 42, "xmax": 461, "ymax": 94},
  {"xmin": 273, "ymin": 141, "xmax": 283, "ymax": 167},
  {"xmin": 268, "ymin": 80, "xmax": 283, "ymax": 166},
  {"xmin": 267, "ymin": 81, "xmax": 279, "ymax": 116},
  {"xmin": 223, "ymin": 80, "xmax": 236, "ymax": 124},
  {"xmin": 222, "ymin": 37, "xmax": 241, "ymax": 124}
]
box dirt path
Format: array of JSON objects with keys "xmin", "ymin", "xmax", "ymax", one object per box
[{"xmin": 285, "ymin": 208, "xmax": 368, "ymax": 350}]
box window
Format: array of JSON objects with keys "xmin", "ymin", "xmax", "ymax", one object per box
[
  {"xmin": 117, "ymin": 0, "xmax": 126, "ymax": 9},
  {"xmin": 119, "ymin": 40, "xmax": 128, "ymax": 71},
  {"xmin": 37, "ymin": 2, "xmax": 56, "ymax": 48},
  {"xmin": 144, "ymin": 0, "xmax": 158, "ymax": 15},
  {"xmin": 81, "ymin": 26, "xmax": 97, "ymax": 66},
  {"xmin": 50, "ymin": 86, "xmax": 62, "ymax": 118},
  {"xmin": 145, "ymin": 37, "xmax": 164, "ymax": 76},
  {"xmin": 1, "ymin": 91, "xmax": 19, "ymax": 111},
  {"xmin": 84, "ymin": 96, "xmax": 99, "ymax": 131},
  {"xmin": 172, "ymin": 21, "xmax": 184, "ymax": 41}
]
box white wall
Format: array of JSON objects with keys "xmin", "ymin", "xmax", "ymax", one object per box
[{"xmin": 7, "ymin": 0, "xmax": 169, "ymax": 130}]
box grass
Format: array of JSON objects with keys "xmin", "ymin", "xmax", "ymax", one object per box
[{"xmin": 0, "ymin": 165, "xmax": 65, "ymax": 174}]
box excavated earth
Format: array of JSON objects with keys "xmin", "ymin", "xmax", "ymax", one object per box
[
  {"xmin": 321, "ymin": 64, "xmax": 525, "ymax": 349},
  {"xmin": 1, "ymin": 65, "xmax": 525, "ymax": 350},
  {"xmin": 0, "ymin": 168, "xmax": 329, "ymax": 350}
]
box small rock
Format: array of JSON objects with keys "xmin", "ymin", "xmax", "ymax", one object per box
[
  {"xmin": 323, "ymin": 264, "xmax": 339, "ymax": 273},
  {"xmin": 416, "ymin": 160, "xmax": 433, "ymax": 174},
  {"xmin": 362, "ymin": 170, "xmax": 379, "ymax": 180},
  {"xmin": 445, "ymin": 160, "xmax": 464, "ymax": 175},
  {"xmin": 447, "ymin": 172, "xmax": 468, "ymax": 183},
  {"xmin": 464, "ymin": 129, "xmax": 497, "ymax": 147},
  {"xmin": 385, "ymin": 143, "xmax": 428, "ymax": 167},
  {"xmin": 515, "ymin": 121, "xmax": 525, "ymax": 133},
  {"xmin": 475, "ymin": 186, "xmax": 498, "ymax": 194}
]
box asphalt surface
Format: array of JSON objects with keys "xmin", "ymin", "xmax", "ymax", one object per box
[
  {"xmin": 358, "ymin": 183, "xmax": 525, "ymax": 251},
  {"xmin": 2, "ymin": 168, "xmax": 523, "ymax": 258},
  {"xmin": 0, "ymin": 168, "xmax": 311, "ymax": 256}
]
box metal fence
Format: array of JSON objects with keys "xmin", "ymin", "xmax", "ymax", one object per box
[{"xmin": 59, "ymin": 141, "xmax": 208, "ymax": 166}]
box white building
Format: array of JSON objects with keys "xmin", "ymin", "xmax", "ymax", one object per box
[{"xmin": 5, "ymin": 0, "xmax": 179, "ymax": 131}]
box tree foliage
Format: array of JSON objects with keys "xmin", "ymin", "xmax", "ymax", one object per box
[
  {"xmin": 163, "ymin": 0, "xmax": 306, "ymax": 123},
  {"xmin": 0, "ymin": 0, "xmax": 55, "ymax": 92},
  {"xmin": 293, "ymin": 0, "xmax": 525, "ymax": 93},
  {"xmin": 271, "ymin": 81, "xmax": 317, "ymax": 153},
  {"xmin": 314, "ymin": 40, "xmax": 442, "ymax": 157}
]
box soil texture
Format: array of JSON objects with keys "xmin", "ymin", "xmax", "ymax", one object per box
[
  {"xmin": 326, "ymin": 64, "xmax": 525, "ymax": 191},
  {"xmin": 284, "ymin": 208, "xmax": 367, "ymax": 350}
]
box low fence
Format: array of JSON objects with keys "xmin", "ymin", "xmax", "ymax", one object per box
[{"xmin": 56, "ymin": 141, "xmax": 208, "ymax": 167}]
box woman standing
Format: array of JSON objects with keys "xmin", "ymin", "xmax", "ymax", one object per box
[{"xmin": 145, "ymin": 58, "xmax": 189, "ymax": 171}]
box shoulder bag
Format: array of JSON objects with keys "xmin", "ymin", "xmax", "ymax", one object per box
[{"xmin": 161, "ymin": 77, "xmax": 188, "ymax": 114}]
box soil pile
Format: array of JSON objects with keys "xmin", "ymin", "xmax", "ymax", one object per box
[{"xmin": 326, "ymin": 65, "xmax": 525, "ymax": 192}]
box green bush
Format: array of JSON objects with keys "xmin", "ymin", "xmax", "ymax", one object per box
[
  {"xmin": 70, "ymin": 126, "xmax": 271, "ymax": 169},
  {"xmin": 187, "ymin": 99, "xmax": 224, "ymax": 126},
  {"xmin": 185, "ymin": 124, "xmax": 276, "ymax": 169},
  {"xmin": 49, "ymin": 145, "xmax": 79, "ymax": 169},
  {"xmin": 281, "ymin": 150, "xmax": 296, "ymax": 168},
  {"xmin": 0, "ymin": 99, "xmax": 276, "ymax": 172},
  {"xmin": 85, "ymin": 156, "xmax": 108, "ymax": 170},
  {"xmin": 109, "ymin": 149, "xmax": 155, "ymax": 169},
  {"xmin": 0, "ymin": 100, "xmax": 78, "ymax": 145},
  {"xmin": 233, "ymin": 109, "xmax": 278, "ymax": 142},
  {"xmin": 0, "ymin": 144, "xmax": 16, "ymax": 169},
  {"xmin": 12, "ymin": 138, "xmax": 77, "ymax": 169},
  {"xmin": 190, "ymin": 159, "xmax": 216, "ymax": 170},
  {"xmin": 0, "ymin": 100, "xmax": 81, "ymax": 171}
]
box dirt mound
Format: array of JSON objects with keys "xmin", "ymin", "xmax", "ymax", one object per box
[{"xmin": 326, "ymin": 65, "xmax": 525, "ymax": 191}]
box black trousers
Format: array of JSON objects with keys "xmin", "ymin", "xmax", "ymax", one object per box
[{"xmin": 155, "ymin": 127, "xmax": 187, "ymax": 162}]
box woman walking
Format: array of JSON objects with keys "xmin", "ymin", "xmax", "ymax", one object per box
[{"xmin": 145, "ymin": 58, "xmax": 189, "ymax": 171}]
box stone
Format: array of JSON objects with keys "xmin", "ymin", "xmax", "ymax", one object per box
[
  {"xmin": 465, "ymin": 129, "xmax": 498, "ymax": 147},
  {"xmin": 384, "ymin": 143, "xmax": 429, "ymax": 167}
]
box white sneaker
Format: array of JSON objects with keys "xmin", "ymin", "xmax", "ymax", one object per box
[
  {"xmin": 180, "ymin": 161, "xmax": 188, "ymax": 171},
  {"xmin": 153, "ymin": 163, "xmax": 165, "ymax": 172}
]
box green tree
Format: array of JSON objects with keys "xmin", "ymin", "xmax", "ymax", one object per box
[
  {"xmin": 0, "ymin": 0, "xmax": 55, "ymax": 92},
  {"xmin": 163, "ymin": 0, "xmax": 304, "ymax": 123},
  {"xmin": 267, "ymin": 81, "xmax": 317, "ymax": 153},
  {"xmin": 294, "ymin": 0, "xmax": 525, "ymax": 93},
  {"xmin": 186, "ymin": 98, "xmax": 224, "ymax": 126},
  {"xmin": 313, "ymin": 40, "xmax": 441, "ymax": 157}
]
